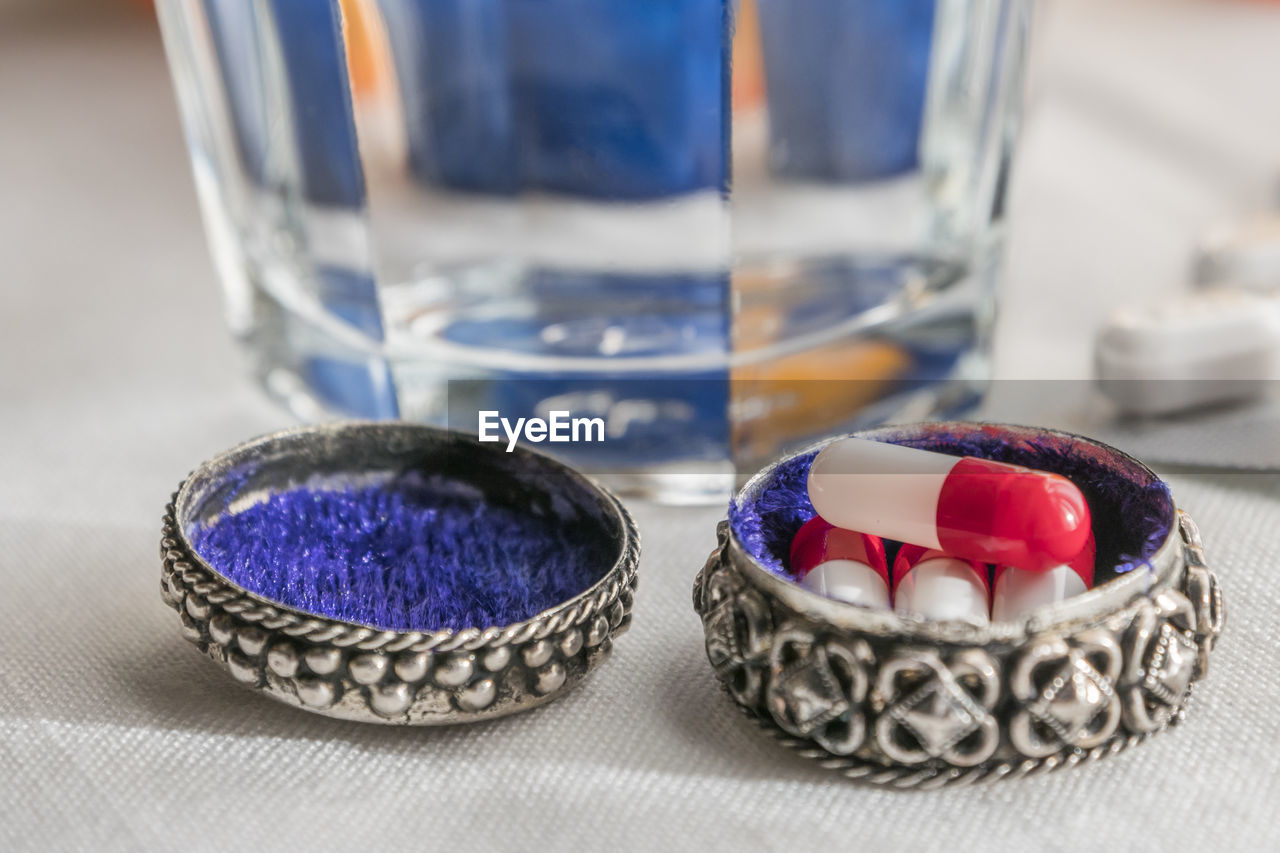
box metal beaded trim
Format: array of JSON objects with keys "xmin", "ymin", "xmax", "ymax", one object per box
[
  {"xmin": 693, "ymin": 429, "xmax": 1225, "ymax": 788},
  {"xmin": 160, "ymin": 423, "xmax": 640, "ymax": 725}
]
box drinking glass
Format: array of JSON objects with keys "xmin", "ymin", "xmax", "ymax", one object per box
[{"xmin": 157, "ymin": 0, "xmax": 1029, "ymax": 502}]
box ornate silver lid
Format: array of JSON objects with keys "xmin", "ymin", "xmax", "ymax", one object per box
[
  {"xmin": 161, "ymin": 422, "xmax": 639, "ymax": 725},
  {"xmin": 693, "ymin": 423, "xmax": 1225, "ymax": 787}
]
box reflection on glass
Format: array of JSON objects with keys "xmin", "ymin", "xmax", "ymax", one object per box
[{"xmin": 157, "ymin": 0, "xmax": 1028, "ymax": 501}]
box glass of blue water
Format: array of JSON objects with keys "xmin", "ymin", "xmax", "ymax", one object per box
[{"xmin": 157, "ymin": 0, "xmax": 1029, "ymax": 502}]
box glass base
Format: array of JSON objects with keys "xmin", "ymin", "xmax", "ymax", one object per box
[{"xmin": 232, "ymin": 246, "xmax": 993, "ymax": 505}]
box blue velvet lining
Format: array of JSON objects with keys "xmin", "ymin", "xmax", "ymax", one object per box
[
  {"xmin": 729, "ymin": 424, "xmax": 1174, "ymax": 585},
  {"xmin": 189, "ymin": 472, "xmax": 614, "ymax": 632}
]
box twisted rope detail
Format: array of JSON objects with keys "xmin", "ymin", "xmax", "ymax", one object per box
[
  {"xmin": 161, "ymin": 492, "xmax": 640, "ymax": 654},
  {"xmin": 731, "ymin": 687, "xmax": 1186, "ymax": 789}
]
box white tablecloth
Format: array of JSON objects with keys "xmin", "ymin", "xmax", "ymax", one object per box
[{"xmin": 2, "ymin": 1, "xmax": 1279, "ymax": 850}]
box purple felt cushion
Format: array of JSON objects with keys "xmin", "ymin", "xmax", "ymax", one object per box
[
  {"xmin": 189, "ymin": 472, "xmax": 614, "ymax": 632},
  {"xmin": 729, "ymin": 424, "xmax": 1174, "ymax": 586}
]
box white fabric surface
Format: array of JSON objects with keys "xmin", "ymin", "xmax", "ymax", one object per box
[{"xmin": 3, "ymin": 2, "xmax": 1280, "ymax": 850}]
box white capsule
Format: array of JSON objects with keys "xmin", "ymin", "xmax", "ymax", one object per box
[
  {"xmin": 808, "ymin": 437, "xmax": 1092, "ymax": 572},
  {"xmin": 790, "ymin": 517, "xmax": 890, "ymax": 609},
  {"xmin": 800, "ymin": 560, "xmax": 891, "ymax": 609},
  {"xmin": 992, "ymin": 565, "xmax": 1089, "ymax": 621},
  {"xmin": 892, "ymin": 547, "xmax": 989, "ymax": 624},
  {"xmin": 991, "ymin": 533, "xmax": 1095, "ymax": 622},
  {"xmin": 808, "ymin": 438, "xmax": 955, "ymax": 551}
]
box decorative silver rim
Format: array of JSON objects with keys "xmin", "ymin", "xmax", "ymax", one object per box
[{"xmin": 161, "ymin": 422, "xmax": 640, "ymax": 725}]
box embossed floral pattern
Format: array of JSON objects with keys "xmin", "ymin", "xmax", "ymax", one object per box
[
  {"xmin": 873, "ymin": 648, "xmax": 1000, "ymax": 767},
  {"xmin": 766, "ymin": 628, "xmax": 873, "ymax": 755},
  {"xmin": 1010, "ymin": 630, "xmax": 1122, "ymax": 757},
  {"xmin": 1122, "ymin": 590, "xmax": 1199, "ymax": 733}
]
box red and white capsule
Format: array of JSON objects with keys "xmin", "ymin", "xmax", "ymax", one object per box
[
  {"xmin": 992, "ymin": 533, "xmax": 1096, "ymax": 621},
  {"xmin": 892, "ymin": 544, "xmax": 990, "ymax": 624},
  {"xmin": 789, "ymin": 517, "xmax": 890, "ymax": 609},
  {"xmin": 807, "ymin": 437, "xmax": 1091, "ymax": 572}
]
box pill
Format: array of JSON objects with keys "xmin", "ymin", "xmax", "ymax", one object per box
[
  {"xmin": 789, "ymin": 516, "xmax": 889, "ymax": 609},
  {"xmin": 807, "ymin": 438, "xmax": 1091, "ymax": 572},
  {"xmin": 891, "ymin": 544, "xmax": 990, "ymax": 624},
  {"xmin": 1094, "ymin": 288, "xmax": 1280, "ymax": 416},
  {"xmin": 992, "ymin": 533, "xmax": 1096, "ymax": 622}
]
